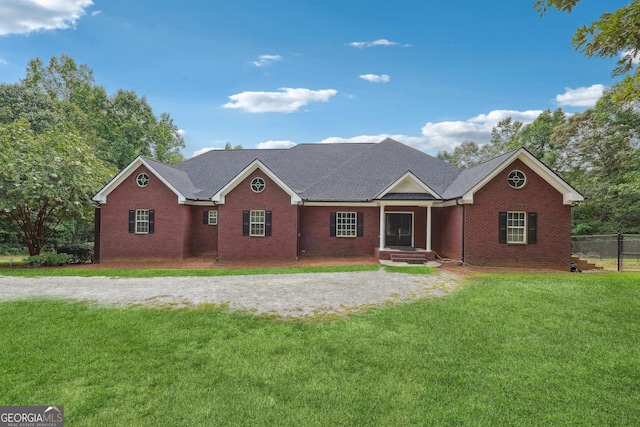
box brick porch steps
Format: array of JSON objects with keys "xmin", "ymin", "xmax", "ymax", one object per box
[
  {"xmin": 390, "ymin": 253, "xmax": 429, "ymax": 264},
  {"xmin": 571, "ymin": 255, "xmax": 603, "ymax": 271},
  {"xmin": 376, "ymin": 247, "xmax": 436, "ymax": 264}
]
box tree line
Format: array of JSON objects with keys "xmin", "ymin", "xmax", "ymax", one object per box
[
  {"xmin": 436, "ymin": 1, "xmax": 640, "ymax": 236},
  {"xmin": 2, "ymin": 1, "xmax": 639, "ymax": 254},
  {"xmin": 0, "ymin": 55, "xmax": 186, "ymax": 255}
]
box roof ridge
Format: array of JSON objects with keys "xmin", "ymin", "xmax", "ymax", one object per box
[{"xmin": 297, "ymin": 143, "xmax": 379, "ymax": 194}]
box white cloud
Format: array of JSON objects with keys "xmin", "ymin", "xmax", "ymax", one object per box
[
  {"xmin": 555, "ymin": 84, "xmax": 605, "ymax": 107},
  {"xmin": 0, "ymin": 0, "xmax": 94, "ymax": 35},
  {"xmin": 223, "ymin": 88, "xmax": 337, "ymax": 113},
  {"xmin": 347, "ymin": 39, "xmax": 410, "ymax": 48},
  {"xmin": 252, "ymin": 54, "xmax": 283, "ymax": 67},
  {"xmin": 315, "ymin": 110, "xmax": 543, "ymax": 154},
  {"xmin": 420, "ymin": 109, "xmax": 543, "ymax": 151},
  {"xmin": 91, "ymin": 10, "xmax": 101, "ymax": 16},
  {"xmin": 257, "ymin": 140, "xmax": 297, "ymax": 149},
  {"xmin": 359, "ymin": 74, "xmax": 390, "ymax": 83}
]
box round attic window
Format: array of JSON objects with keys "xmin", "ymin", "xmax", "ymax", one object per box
[
  {"xmin": 136, "ymin": 173, "xmax": 150, "ymax": 187},
  {"xmin": 507, "ymin": 170, "xmax": 526, "ymax": 189},
  {"xmin": 251, "ymin": 177, "xmax": 266, "ymax": 193}
]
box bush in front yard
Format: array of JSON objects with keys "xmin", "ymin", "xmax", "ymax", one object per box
[
  {"xmin": 56, "ymin": 243, "xmax": 94, "ymax": 264},
  {"xmin": 25, "ymin": 253, "xmax": 72, "ymax": 267}
]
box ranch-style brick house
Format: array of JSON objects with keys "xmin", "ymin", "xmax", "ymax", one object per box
[{"xmin": 92, "ymin": 138, "xmax": 583, "ymax": 269}]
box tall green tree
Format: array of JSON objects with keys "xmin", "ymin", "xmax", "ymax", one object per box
[
  {"xmin": 0, "ymin": 120, "xmax": 113, "ymax": 255},
  {"xmin": 224, "ymin": 142, "xmax": 243, "ymax": 150},
  {"xmin": 436, "ymin": 141, "xmax": 497, "ymax": 168},
  {"xmin": 516, "ymin": 108, "xmax": 566, "ymax": 170},
  {"xmin": 550, "ymin": 90, "xmax": 640, "ymax": 233},
  {"xmin": 490, "ymin": 117, "xmax": 523, "ymax": 153},
  {"xmin": 535, "ymin": 0, "xmax": 640, "ymax": 101},
  {"xmin": 20, "ymin": 55, "xmax": 185, "ymax": 169},
  {"xmin": 0, "ymin": 84, "xmax": 62, "ymax": 133}
]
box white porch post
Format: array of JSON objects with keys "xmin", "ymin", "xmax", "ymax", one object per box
[
  {"xmin": 426, "ymin": 205, "xmax": 432, "ymax": 252},
  {"xmin": 379, "ymin": 204, "xmax": 385, "ymax": 249}
]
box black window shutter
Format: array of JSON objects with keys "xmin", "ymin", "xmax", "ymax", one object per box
[
  {"xmin": 528, "ymin": 212, "xmax": 537, "ymax": 244},
  {"xmin": 498, "ymin": 212, "xmax": 507, "ymax": 243},
  {"xmin": 128, "ymin": 210, "xmax": 135, "ymax": 233},
  {"xmin": 203, "ymin": 210, "xmax": 209, "ymax": 224},
  {"xmin": 148, "ymin": 210, "xmax": 155, "ymax": 234},
  {"xmin": 265, "ymin": 210, "xmax": 272, "ymax": 236},
  {"xmin": 329, "ymin": 212, "xmax": 336, "ymax": 237},
  {"xmin": 242, "ymin": 210, "xmax": 250, "ymax": 236},
  {"xmin": 357, "ymin": 212, "xmax": 364, "ymax": 237}
]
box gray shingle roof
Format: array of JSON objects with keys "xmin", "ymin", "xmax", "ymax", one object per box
[
  {"xmin": 149, "ymin": 138, "xmax": 514, "ymax": 202},
  {"xmin": 441, "ymin": 149, "xmax": 518, "ymax": 200}
]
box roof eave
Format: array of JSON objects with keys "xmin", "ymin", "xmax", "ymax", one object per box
[
  {"xmin": 92, "ymin": 156, "xmax": 188, "ymax": 204},
  {"xmin": 374, "ymin": 170, "xmax": 442, "ymax": 200},
  {"xmin": 212, "ymin": 159, "xmax": 302, "ymax": 205},
  {"xmin": 459, "ymin": 148, "xmax": 584, "ymax": 206}
]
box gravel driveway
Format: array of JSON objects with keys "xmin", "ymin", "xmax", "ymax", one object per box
[{"xmin": 0, "ymin": 269, "xmax": 461, "ymax": 317}]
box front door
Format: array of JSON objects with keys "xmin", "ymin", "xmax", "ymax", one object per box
[{"xmin": 386, "ymin": 213, "xmax": 413, "ymax": 247}]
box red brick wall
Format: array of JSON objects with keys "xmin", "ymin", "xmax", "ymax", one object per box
[
  {"xmin": 98, "ymin": 165, "xmax": 191, "ymax": 261},
  {"xmin": 464, "ymin": 159, "xmax": 572, "ymax": 270},
  {"xmin": 299, "ymin": 206, "xmax": 379, "ymax": 257},
  {"xmin": 191, "ymin": 206, "xmax": 218, "ymax": 256},
  {"xmin": 217, "ymin": 171, "xmax": 298, "ymax": 261},
  {"xmin": 436, "ymin": 205, "xmax": 463, "ymax": 260}
]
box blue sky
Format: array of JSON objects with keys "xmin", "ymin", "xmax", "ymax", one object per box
[{"xmin": 0, "ymin": 0, "xmax": 631, "ymax": 157}]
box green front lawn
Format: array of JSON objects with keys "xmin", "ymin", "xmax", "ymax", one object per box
[
  {"xmin": 0, "ymin": 273, "xmax": 638, "ymax": 425},
  {"xmin": 0, "ymin": 264, "xmax": 382, "ymax": 277}
]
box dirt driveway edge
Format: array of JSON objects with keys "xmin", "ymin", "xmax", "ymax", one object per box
[{"xmin": 0, "ymin": 269, "xmax": 463, "ymax": 318}]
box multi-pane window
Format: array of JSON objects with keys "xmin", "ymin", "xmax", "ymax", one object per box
[
  {"xmin": 507, "ymin": 170, "xmax": 526, "ymax": 189},
  {"xmin": 336, "ymin": 212, "xmax": 357, "ymax": 237},
  {"xmin": 208, "ymin": 210, "xmax": 218, "ymax": 225},
  {"xmin": 136, "ymin": 209, "xmax": 150, "ymax": 234},
  {"xmin": 506, "ymin": 211, "xmax": 526, "ymax": 243},
  {"xmin": 250, "ymin": 210, "xmax": 265, "ymax": 236}
]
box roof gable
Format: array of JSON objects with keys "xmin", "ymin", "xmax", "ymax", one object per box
[
  {"xmin": 93, "ymin": 156, "xmax": 193, "ymax": 204},
  {"xmin": 375, "ymin": 171, "xmax": 440, "ymax": 200},
  {"xmin": 445, "ymin": 148, "xmax": 583, "ymax": 205},
  {"xmin": 212, "ymin": 159, "xmax": 302, "ymax": 205}
]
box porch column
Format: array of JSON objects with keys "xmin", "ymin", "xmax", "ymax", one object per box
[
  {"xmin": 426, "ymin": 205, "xmax": 432, "ymax": 252},
  {"xmin": 379, "ymin": 204, "xmax": 385, "ymax": 249}
]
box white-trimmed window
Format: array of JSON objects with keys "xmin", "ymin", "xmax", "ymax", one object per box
[
  {"xmin": 506, "ymin": 211, "xmax": 526, "ymax": 243},
  {"xmin": 507, "ymin": 170, "xmax": 526, "ymax": 189},
  {"xmin": 250, "ymin": 210, "xmax": 265, "ymax": 236},
  {"xmin": 136, "ymin": 209, "xmax": 150, "ymax": 234},
  {"xmin": 208, "ymin": 210, "xmax": 218, "ymax": 225},
  {"xmin": 251, "ymin": 177, "xmax": 266, "ymax": 193},
  {"xmin": 136, "ymin": 173, "xmax": 150, "ymax": 187},
  {"xmin": 336, "ymin": 212, "xmax": 357, "ymax": 237}
]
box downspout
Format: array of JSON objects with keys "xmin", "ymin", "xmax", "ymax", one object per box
[
  {"xmin": 296, "ymin": 200, "xmax": 305, "ymax": 261},
  {"xmin": 456, "ymin": 199, "xmax": 465, "ymax": 263},
  {"xmin": 94, "ymin": 203, "xmax": 101, "ymax": 264},
  {"xmin": 213, "ymin": 201, "xmax": 219, "ymax": 262}
]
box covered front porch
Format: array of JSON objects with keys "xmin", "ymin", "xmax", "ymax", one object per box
[{"xmin": 375, "ymin": 201, "xmax": 439, "ymax": 263}]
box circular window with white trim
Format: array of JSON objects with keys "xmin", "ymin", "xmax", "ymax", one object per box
[
  {"xmin": 507, "ymin": 170, "xmax": 526, "ymax": 189},
  {"xmin": 250, "ymin": 177, "xmax": 266, "ymax": 193},
  {"xmin": 136, "ymin": 173, "xmax": 150, "ymax": 187}
]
